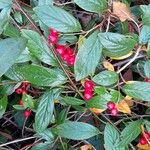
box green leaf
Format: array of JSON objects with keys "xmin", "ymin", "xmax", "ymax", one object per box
[
  {"xmin": 140, "ymin": 4, "xmax": 150, "ymax": 25},
  {"xmin": 144, "ymin": 120, "xmax": 150, "ymax": 132},
  {"xmin": 98, "ymin": 32, "xmax": 136, "ymax": 57},
  {"xmin": 92, "ymin": 70, "xmax": 119, "ymax": 86},
  {"xmin": 117, "ymin": 121, "xmax": 142, "ymax": 147},
  {"xmin": 38, "ymin": 0, "xmax": 53, "ymax": 5},
  {"xmin": 87, "ymin": 93, "xmax": 111, "ymax": 109},
  {"xmin": 21, "ymin": 29, "xmax": 57, "ymax": 66},
  {"xmin": 54, "ymin": 122, "xmax": 100, "ymax": 140},
  {"xmin": 0, "ymin": 96, "xmax": 8, "ymax": 118},
  {"xmin": 31, "ymin": 142, "xmax": 52, "ymax": 150},
  {"xmin": 144, "ymin": 60, "xmax": 150, "ymax": 78},
  {"xmin": 0, "ymin": 38, "xmax": 26, "ymax": 77},
  {"xmin": 14, "ymin": 65, "xmax": 67, "ymax": 87},
  {"xmin": 13, "ymin": 105, "xmax": 25, "ymax": 110},
  {"xmin": 34, "ymin": 5, "xmax": 81, "ymax": 33},
  {"xmin": 74, "ymin": 0, "xmax": 107, "ymax": 13},
  {"xmin": 62, "ymin": 97, "xmax": 85, "ymax": 106},
  {"xmin": 0, "ymin": 0, "xmax": 12, "ymax": 9},
  {"xmin": 123, "ymin": 81, "xmax": 150, "ymax": 101},
  {"xmin": 110, "ymin": 90, "xmax": 123, "ymax": 103},
  {"xmin": 104, "ymin": 124, "xmax": 120, "ymax": 150},
  {"xmin": 139, "ymin": 25, "xmax": 150, "ymax": 44},
  {"xmin": 34, "ymin": 89, "xmax": 61, "ymax": 132},
  {"xmin": 56, "ymin": 108, "xmax": 68, "ymax": 125},
  {"xmin": 75, "ymin": 31, "xmax": 102, "ymax": 81}
]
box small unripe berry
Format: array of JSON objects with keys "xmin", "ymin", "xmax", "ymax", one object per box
[
  {"xmin": 139, "ymin": 136, "xmax": 148, "ymax": 145},
  {"xmin": 19, "ymin": 99, "xmax": 23, "ymax": 106},
  {"xmin": 23, "ymin": 110, "xmax": 31, "ymax": 118},
  {"xmin": 84, "ymin": 80, "xmax": 94, "ymax": 90},
  {"xmin": 107, "ymin": 101, "xmax": 116, "ymax": 110},
  {"xmin": 15, "ymin": 88, "xmax": 23, "ymax": 94},
  {"xmin": 56, "ymin": 44, "xmax": 66, "ymax": 55},
  {"xmin": 111, "ymin": 108, "xmax": 118, "ymax": 116},
  {"xmin": 84, "ymin": 90, "xmax": 93, "ymax": 101}
]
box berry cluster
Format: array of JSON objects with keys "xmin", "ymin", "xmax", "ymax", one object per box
[
  {"xmin": 48, "ymin": 28, "xmax": 76, "ymax": 66},
  {"xmin": 15, "ymin": 81, "xmax": 31, "ymax": 118},
  {"xmin": 83, "ymin": 80, "xmax": 95, "ymax": 101},
  {"xmin": 139, "ymin": 131, "xmax": 150, "ymax": 145},
  {"xmin": 107, "ymin": 101, "xmax": 118, "ymax": 116}
]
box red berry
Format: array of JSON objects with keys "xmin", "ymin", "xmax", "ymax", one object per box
[
  {"xmin": 55, "ymin": 44, "xmax": 66, "ymax": 55},
  {"xmin": 144, "ymin": 78, "xmax": 150, "ymax": 83},
  {"xmin": 15, "ymin": 88, "xmax": 23, "ymax": 94},
  {"xmin": 49, "ymin": 28, "xmax": 58, "ymax": 35},
  {"xmin": 107, "ymin": 102, "xmax": 116, "ymax": 110},
  {"xmin": 67, "ymin": 48, "xmax": 74, "ymax": 56},
  {"xmin": 19, "ymin": 99, "xmax": 23, "ymax": 106},
  {"xmin": 67, "ymin": 55, "xmax": 76, "ymax": 66},
  {"xmin": 111, "ymin": 108, "xmax": 118, "ymax": 116},
  {"xmin": 22, "ymin": 81, "xmax": 29, "ymax": 87},
  {"xmin": 61, "ymin": 53, "xmax": 70, "ymax": 61},
  {"xmin": 23, "ymin": 110, "xmax": 31, "ymax": 118},
  {"xmin": 48, "ymin": 33, "xmax": 58, "ymax": 44},
  {"xmin": 84, "ymin": 80, "xmax": 94, "ymax": 90},
  {"xmin": 84, "ymin": 90, "xmax": 93, "ymax": 101},
  {"xmin": 143, "ymin": 131, "xmax": 150, "ymax": 139},
  {"xmin": 139, "ymin": 136, "xmax": 148, "ymax": 145},
  {"xmin": 22, "ymin": 89, "xmax": 27, "ymax": 94}
]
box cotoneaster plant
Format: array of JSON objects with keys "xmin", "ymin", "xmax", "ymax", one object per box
[{"xmin": 1, "ymin": 0, "xmax": 150, "ymax": 150}]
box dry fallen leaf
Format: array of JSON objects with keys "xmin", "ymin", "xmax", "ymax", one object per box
[
  {"xmin": 137, "ymin": 143, "xmax": 150, "ymax": 150},
  {"xmin": 113, "ymin": 1, "xmax": 134, "ymax": 22},
  {"xmin": 90, "ymin": 108, "xmax": 105, "ymax": 114},
  {"xmin": 116, "ymin": 100, "xmax": 131, "ymax": 114},
  {"xmin": 80, "ymin": 144, "xmax": 93, "ymax": 150},
  {"xmin": 103, "ymin": 61, "xmax": 114, "ymax": 71},
  {"xmin": 124, "ymin": 95, "xmax": 134, "ymax": 107}
]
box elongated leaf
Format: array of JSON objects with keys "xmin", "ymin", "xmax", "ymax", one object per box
[
  {"xmin": 98, "ymin": 32, "xmax": 136, "ymax": 57},
  {"xmin": 92, "ymin": 70, "xmax": 119, "ymax": 86},
  {"xmin": 62, "ymin": 97, "xmax": 85, "ymax": 106},
  {"xmin": 75, "ymin": 31, "xmax": 102, "ymax": 81},
  {"xmin": 0, "ymin": 38, "xmax": 26, "ymax": 77},
  {"xmin": 0, "ymin": 96, "xmax": 8, "ymax": 118},
  {"xmin": 118, "ymin": 121, "xmax": 142, "ymax": 147},
  {"xmin": 21, "ymin": 29, "xmax": 57, "ymax": 66},
  {"xmin": 54, "ymin": 122, "xmax": 100, "ymax": 140},
  {"xmin": 0, "ymin": 0, "xmax": 12, "ymax": 9},
  {"xmin": 123, "ymin": 81, "xmax": 150, "ymax": 101},
  {"xmin": 35, "ymin": 89, "xmax": 61, "ymax": 132},
  {"xmin": 31, "ymin": 142, "xmax": 52, "ymax": 150},
  {"xmin": 38, "ymin": 0, "xmax": 53, "ymax": 5},
  {"xmin": 34, "ymin": 5, "xmax": 81, "ymax": 33},
  {"xmin": 144, "ymin": 60, "xmax": 150, "ymax": 78},
  {"xmin": 74, "ymin": 0, "xmax": 107, "ymax": 13},
  {"xmin": 104, "ymin": 124, "xmax": 123, "ymax": 150},
  {"xmin": 14, "ymin": 65, "xmax": 67, "ymax": 87}
]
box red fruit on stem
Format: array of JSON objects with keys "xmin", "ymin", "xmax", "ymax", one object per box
[
  {"xmin": 67, "ymin": 47, "xmax": 74, "ymax": 56},
  {"xmin": 15, "ymin": 88, "xmax": 23, "ymax": 94},
  {"xmin": 19, "ymin": 99, "xmax": 23, "ymax": 106},
  {"xmin": 48, "ymin": 33, "xmax": 58, "ymax": 44},
  {"xmin": 139, "ymin": 136, "xmax": 148, "ymax": 145},
  {"xmin": 49, "ymin": 28, "xmax": 58, "ymax": 35},
  {"xmin": 84, "ymin": 90, "xmax": 93, "ymax": 101},
  {"xmin": 144, "ymin": 78, "xmax": 150, "ymax": 83},
  {"xmin": 111, "ymin": 108, "xmax": 118, "ymax": 116},
  {"xmin": 84, "ymin": 80, "xmax": 94, "ymax": 90},
  {"xmin": 22, "ymin": 81, "xmax": 29, "ymax": 87},
  {"xmin": 23, "ymin": 110, "xmax": 31, "ymax": 118},
  {"xmin": 55, "ymin": 44, "xmax": 66, "ymax": 55},
  {"xmin": 107, "ymin": 101, "xmax": 116, "ymax": 110},
  {"xmin": 67, "ymin": 55, "xmax": 76, "ymax": 66},
  {"xmin": 22, "ymin": 89, "xmax": 27, "ymax": 94},
  {"xmin": 61, "ymin": 53, "xmax": 69, "ymax": 61},
  {"xmin": 143, "ymin": 131, "xmax": 150, "ymax": 139}
]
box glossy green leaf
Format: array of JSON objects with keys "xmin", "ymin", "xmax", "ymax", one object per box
[
  {"xmin": 123, "ymin": 81, "xmax": 150, "ymax": 101},
  {"xmin": 31, "ymin": 142, "xmax": 52, "ymax": 150},
  {"xmin": 21, "ymin": 29, "xmax": 57, "ymax": 66},
  {"xmin": 34, "ymin": 5, "xmax": 81, "ymax": 33},
  {"xmin": 14, "ymin": 65, "xmax": 67, "ymax": 87},
  {"xmin": 110, "ymin": 90, "xmax": 123, "ymax": 103},
  {"xmin": 87, "ymin": 93, "xmax": 111, "ymax": 109},
  {"xmin": 75, "ymin": 31, "xmax": 102, "ymax": 81},
  {"xmin": 74, "ymin": 0, "xmax": 107, "ymax": 13},
  {"xmin": 0, "ymin": 96, "xmax": 8, "ymax": 118},
  {"xmin": 38, "ymin": 0, "xmax": 53, "ymax": 5},
  {"xmin": 34, "ymin": 89, "xmax": 61, "ymax": 132},
  {"xmin": 0, "ymin": 38, "xmax": 26, "ymax": 77},
  {"xmin": 117, "ymin": 121, "xmax": 142, "ymax": 147},
  {"xmin": 98, "ymin": 32, "xmax": 136, "ymax": 57},
  {"xmin": 139, "ymin": 25, "xmax": 150, "ymax": 44},
  {"xmin": 0, "ymin": 0, "xmax": 12, "ymax": 9},
  {"xmin": 144, "ymin": 60, "xmax": 150, "ymax": 78},
  {"xmin": 62, "ymin": 97, "xmax": 85, "ymax": 106},
  {"xmin": 140, "ymin": 4, "xmax": 150, "ymax": 25},
  {"xmin": 54, "ymin": 122, "xmax": 100, "ymax": 140},
  {"xmin": 92, "ymin": 70, "xmax": 119, "ymax": 86}
]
